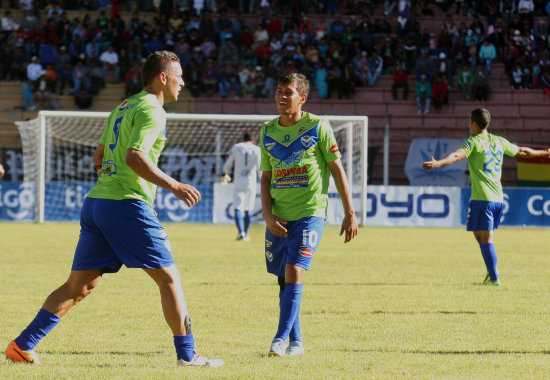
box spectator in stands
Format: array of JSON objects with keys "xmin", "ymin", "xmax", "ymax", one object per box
[
  {"xmin": 1, "ymin": 10, "xmax": 19, "ymax": 41},
  {"xmin": 99, "ymin": 45, "xmax": 120, "ymax": 84},
  {"xmin": 218, "ymin": 65, "xmax": 241, "ymax": 98},
  {"xmin": 184, "ymin": 59, "xmax": 202, "ymax": 97},
  {"xmin": 0, "ymin": 45, "xmax": 14, "ymax": 81},
  {"xmin": 511, "ymin": 64, "xmax": 525, "ymax": 89},
  {"xmin": 503, "ymin": 39, "xmax": 520, "ymax": 76},
  {"xmin": 416, "ymin": 74, "xmax": 431, "ymax": 115},
  {"xmin": 254, "ymin": 65, "xmax": 266, "ymax": 98},
  {"xmin": 478, "ymin": 39, "xmax": 497, "ymax": 75},
  {"xmin": 22, "ymin": 78, "xmax": 37, "ymax": 110},
  {"xmin": 472, "ymin": 63, "xmax": 490, "ymax": 101},
  {"xmin": 392, "ymin": 62, "xmax": 409, "ymax": 100},
  {"xmin": 431, "ymin": 74, "xmax": 448, "ymax": 113},
  {"xmin": 239, "ymin": 63, "xmax": 256, "ymax": 98},
  {"xmin": 367, "ymin": 50, "xmax": 383, "ymax": 87},
  {"xmin": 326, "ymin": 61, "xmax": 343, "ymax": 99},
  {"xmin": 403, "ymin": 37, "xmax": 418, "ymax": 72},
  {"xmin": 27, "ymin": 57, "xmax": 43, "ymax": 86},
  {"xmin": 202, "ymin": 59, "xmax": 218, "ymax": 96},
  {"xmin": 87, "ymin": 59, "xmax": 106, "ymax": 95},
  {"xmin": 124, "ymin": 70, "xmax": 142, "ymax": 98},
  {"xmin": 414, "ymin": 48, "xmax": 433, "ymax": 83},
  {"xmin": 218, "ymin": 38, "xmax": 240, "ymax": 67},
  {"xmin": 253, "ymin": 23, "xmax": 269, "ymax": 46},
  {"xmin": 74, "ymin": 88, "xmax": 93, "ymax": 109},
  {"xmin": 34, "ymin": 70, "xmax": 55, "ymax": 109},
  {"xmin": 85, "ymin": 38, "xmax": 100, "ymax": 63},
  {"xmin": 457, "ymin": 63, "xmax": 474, "ymax": 100},
  {"xmin": 314, "ymin": 62, "xmax": 328, "ymax": 99}
]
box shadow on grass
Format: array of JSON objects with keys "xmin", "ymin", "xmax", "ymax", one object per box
[
  {"xmin": 404, "ymin": 349, "xmax": 550, "ymax": 355},
  {"xmin": 42, "ymin": 350, "xmax": 163, "ymax": 356}
]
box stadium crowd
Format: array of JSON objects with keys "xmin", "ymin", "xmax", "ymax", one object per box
[{"xmin": 1, "ymin": 0, "xmax": 550, "ymax": 111}]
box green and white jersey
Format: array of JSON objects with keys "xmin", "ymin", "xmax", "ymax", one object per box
[
  {"xmin": 87, "ymin": 91, "xmax": 166, "ymax": 205},
  {"xmin": 260, "ymin": 112, "xmax": 341, "ymax": 221},
  {"xmin": 460, "ymin": 133, "xmax": 519, "ymax": 202}
]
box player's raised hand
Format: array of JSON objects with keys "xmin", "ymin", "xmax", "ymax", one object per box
[
  {"xmin": 340, "ymin": 213, "xmax": 358, "ymax": 243},
  {"xmin": 265, "ymin": 214, "xmax": 288, "ymax": 237},
  {"xmin": 422, "ymin": 157, "xmax": 439, "ymax": 170},
  {"xmin": 171, "ymin": 183, "xmax": 202, "ymax": 207}
]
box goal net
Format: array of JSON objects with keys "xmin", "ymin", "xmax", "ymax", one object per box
[{"xmin": 14, "ymin": 111, "xmax": 368, "ymax": 225}]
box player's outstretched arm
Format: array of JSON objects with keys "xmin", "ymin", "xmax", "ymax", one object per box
[
  {"xmin": 126, "ymin": 148, "xmax": 201, "ymax": 207},
  {"xmin": 260, "ymin": 171, "xmax": 287, "ymax": 237},
  {"xmin": 422, "ymin": 148, "xmax": 466, "ymax": 170},
  {"xmin": 328, "ymin": 159, "xmax": 358, "ymax": 243},
  {"xmin": 516, "ymin": 146, "xmax": 550, "ymax": 158}
]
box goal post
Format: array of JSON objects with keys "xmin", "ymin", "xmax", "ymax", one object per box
[{"xmin": 15, "ymin": 111, "xmax": 368, "ymax": 225}]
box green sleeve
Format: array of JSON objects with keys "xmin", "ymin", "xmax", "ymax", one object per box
[
  {"xmin": 127, "ymin": 104, "xmax": 166, "ymax": 152},
  {"xmin": 318, "ymin": 119, "xmax": 341, "ymax": 163},
  {"xmin": 460, "ymin": 136, "xmax": 475, "ymax": 157},
  {"xmin": 499, "ymin": 136, "xmax": 519, "ymax": 157}
]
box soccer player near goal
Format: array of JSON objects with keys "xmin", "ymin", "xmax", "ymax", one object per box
[
  {"xmin": 221, "ymin": 132, "xmax": 261, "ymax": 241},
  {"xmin": 261, "ymin": 73, "xmax": 358, "ymax": 357},
  {"xmin": 423, "ymin": 108, "xmax": 550, "ymax": 286},
  {"xmin": 4, "ymin": 51, "xmax": 223, "ymax": 368}
]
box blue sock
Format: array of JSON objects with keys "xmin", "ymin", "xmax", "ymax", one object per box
[
  {"xmin": 234, "ymin": 209, "xmax": 244, "ymax": 235},
  {"xmin": 174, "ymin": 334, "xmax": 195, "ymax": 361},
  {"xmin": 480, "ymin": 243, "xmax": 499, "ymax": 281},
  {"xmin": 14, "ymin": 308, "xmax": 61, "ymax": 350},
  {"xmin": 243, "ymin": 211, "xmax": 251, "ymax": 235},
  {"xmin": 275, "ymin": 283, "xmax": 303, "ymax": 341},
  {"xmin": 289, "ymin": 311, "xmax": 302, "ymax": 342}
]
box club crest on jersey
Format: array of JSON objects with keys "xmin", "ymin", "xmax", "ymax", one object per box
[
  {"xmin": 330, "ymin": 144, "xmax": 340, "ymax": 153},
  {"xmin": 284, "ymin": 134, "xmax": 291, "ymax": 143},
  {"xmin": 301, "ymin": 135, "xmax": 313, "ymax": 148},
  {"xmin": 299, "ymin": 248, "xmax": 314, "ymax": 257},
  {"xmin": 265, "ymin": 251, "xmax": 273, "ymax": 262},
  {"xmin": 119, "ymin": 100, "xmax": 128, "ymax": 111}
]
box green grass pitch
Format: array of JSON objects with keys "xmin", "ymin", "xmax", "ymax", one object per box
[{"xmin": 1, "ymin": 223, "xmax": 549, "ymax": 379}]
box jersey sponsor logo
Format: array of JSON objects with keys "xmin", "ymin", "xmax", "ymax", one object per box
[
  {"xmin": 273, "ymin": 176, "xmax": 308, "ymax": 189},
  {"xmin": 119, "ymin": 100, "xmax": 128, "ymax": 111},
  {"xmin": 299, "ymin": 248, "xmax": 314, "ymax": 257},
  {"xmin": 265, "ymin": 251, "xmax": 273, "ymax": 262},
  {"xmin": 330, "ymin": 144, "xmax": 339, "ymax": 153},
  {"xmin": 301, "ymin": 135, "xmax": 313, "ymax": 148},
  {"xmin": 273, "ymin": 166, "xmax": 308, "ymax": 178}
]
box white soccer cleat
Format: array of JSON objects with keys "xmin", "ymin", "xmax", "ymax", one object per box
[
  {"xmin": 286, "ymin": 341, "xmax": 305, "ymax": 356},
  {"xmin": 268, "ymin": 338, "xmax": 288, "ymax": 357},
  {"xmin": 236, "ymin": 232, "xmax": 246, "ymax": 240},
  {"xmin": 243, "ymin": 235, "xmax": 250, "ymax": 242},
  {"xmin": 177, "ymin": 354, "xmax": 224, "ymax": 368}
]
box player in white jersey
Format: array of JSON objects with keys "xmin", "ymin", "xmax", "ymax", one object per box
[{"xmin": 222, "ymin": 132, "xmax": 261, "ymax": 241}]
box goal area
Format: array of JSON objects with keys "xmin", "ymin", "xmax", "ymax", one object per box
[{"xmin": 14, "ymin": 111, "xmax": 368, "ymax": 225}]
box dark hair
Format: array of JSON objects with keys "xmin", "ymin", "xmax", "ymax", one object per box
[
  {"xmin": 471, "ymin": 108, "xmax": 491, "ymax": 129},
  {"xmin": 277, "ymin": 73, "xmax": 310, "ymax": 95},
  {"xmin": 243, "ymin": 132, "xmax": 251, "ymax": 141},
  {"xmin": 142, "ymin": 50, "xmax": 180, "ymax": 86}
]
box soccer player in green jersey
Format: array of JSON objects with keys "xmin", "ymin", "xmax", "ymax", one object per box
[
  {"xmin": 5, "ymin": 51, "xmax": 223, "ymax": 367},
  {"xmin": 423, "ymin": 108, "xmax": 550, "ymax": 285},
  {"xmin": 261, "ymin": 73, "xmax": 358, "ymax": 356}
]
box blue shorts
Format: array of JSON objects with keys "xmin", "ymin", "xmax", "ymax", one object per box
[
  {"xmin": 265, "ymin": 216, "xmax": 325, "ymax": 278},
  {"xmin": 72, "ymin": 197, "xmax": 174, "ymax": 273},
  {"xmin": 466, "ymin": 200, "xmax": 504, "ymax": 231}
]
